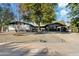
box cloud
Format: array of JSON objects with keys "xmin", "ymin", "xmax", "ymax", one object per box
[
  {"xmin": 58, "ymin": 3, "xmax": 68, "ymax": 8},
  {"xmin": 56, "ymin": 3, "xmax": 70, "ymax": 22},
  {"xmin": 60, "ymin": 9, "xmax": 68, "ymax": 16}
]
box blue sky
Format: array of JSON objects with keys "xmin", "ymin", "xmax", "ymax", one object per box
[
  {"xmin": 10, "ymin": 3, "xmax": 20, "ymax": 21},
  {"xmin": 55, "ymin": 3, "xmax": 69, "ymax": 22}
]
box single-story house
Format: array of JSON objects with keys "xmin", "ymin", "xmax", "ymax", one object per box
[
  {"xmin": 44, "ymin": 22, "xmax": 67, "ymax": 32},
  {"xmin": 8, "ymin": 21, "xmax": 35, "ymax": 32}
]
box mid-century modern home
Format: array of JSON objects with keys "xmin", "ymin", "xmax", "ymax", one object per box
[{"xmin": 8, "ymin": 21, "xmax": 35, "ymax": 32}]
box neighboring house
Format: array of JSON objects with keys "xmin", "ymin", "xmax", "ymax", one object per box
[{"xmin": 45, "ymin": 22, "xmax": 67, "ymax": 32}]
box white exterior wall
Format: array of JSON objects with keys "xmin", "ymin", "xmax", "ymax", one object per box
[
  {"xmin": 8, "ymin": 25, "xmax": 15, "ymax": 31},
  {"xmin": 8, "ymin": 24, "xmax": 31, "ymax": 31},
  {"xmin": 20, "ymin": 24, "xmax": 31, "ymax": 30}
]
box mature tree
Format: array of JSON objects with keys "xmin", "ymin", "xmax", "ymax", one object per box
[
  {"xmin": 0, "ymin": 4, "xmax": 14, "ymax": 32},
  {"xmin": 67, "ymin": 3, "xmax": 79, "ymax": 32},
  {"xmin": 67, "ymin": 3, "xmax": 79, "ymax": 18},
  {"xmin": 20, "ymin": 3, "xmax": 57, "ymax": 32}
]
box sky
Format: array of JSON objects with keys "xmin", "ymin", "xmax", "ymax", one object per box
[
  {"xmin": 10, "ymin": 3, "xmax": 20, "ymax": 21},
  {"xmin": 0, "ymin": 3, "xmax": 69, "ymax": 22},
  {"xmin": 55, "ymin": 3, "xmax": 69, "ymax": 22}
]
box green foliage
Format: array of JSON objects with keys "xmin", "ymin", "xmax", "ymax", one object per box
[
  {"xmin": 0, "ymin": 4, "xmax": 14, "ymax": 32},
  {"xmin": 20, "ymin": 3, "xmax": 57, "ymax": 25},
  {"xmin": 70, "ymin": 18, "xmax": 79, "ymax": 32},
  {"xmin": 71, "ymin": 24, "xmax": 78, "ymax": 33},
  {"xmin": 67, "ymin": 3, "xmax": 79, "ymax": 18},
  {"xmin": 20, "ymin": 3, "xmax": 57, "ymax": 32},
  {"xmin": 67, "ymin": 3, "xmax": 79, "ymax": 32}
]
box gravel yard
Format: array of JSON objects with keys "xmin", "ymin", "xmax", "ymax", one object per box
[{"xmin": 0, "ymin": 32, "xmax": 79, "ymax": 56}]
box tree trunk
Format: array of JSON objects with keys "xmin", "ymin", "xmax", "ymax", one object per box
[
  {"xmin": 37, "ymin": 23, "xmax": 41, "ymax": 33},
  {"xmin": 16, "ymin": 24, "xmax": 20, "ymax": 32},
  {"xmin": 0, "ymin": 26, "xmax": 4, "ymax": 33}
]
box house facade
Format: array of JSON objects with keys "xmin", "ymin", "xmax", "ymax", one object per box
[
  {"xmin": 44, "ymin": 23, "xmax": 67, "ymax": 32},
  {"xmin": 8, "ymin": 21, "xmax": 35, "ymax": 32}
]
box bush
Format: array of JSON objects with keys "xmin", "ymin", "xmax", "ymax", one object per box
[{"xmin": 71, "ymin": 25, "xmax": 78, "ymax": 33}]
